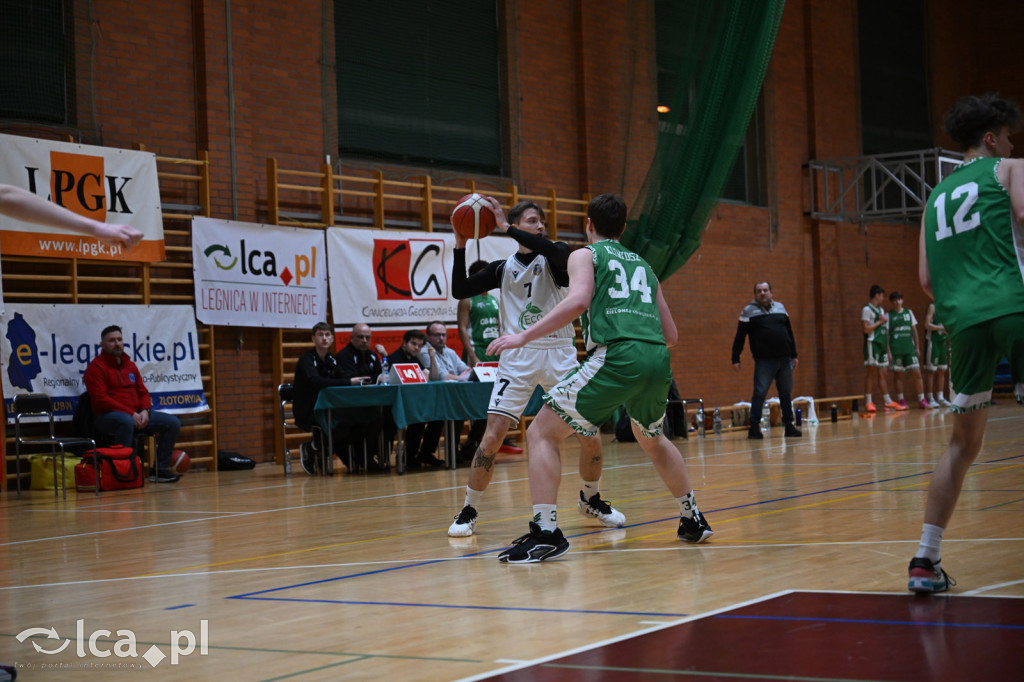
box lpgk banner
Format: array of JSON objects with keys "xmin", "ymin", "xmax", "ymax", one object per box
[
  {"xmin": 192, "ymin": 217, "xmax": 328, "ymax": 329},
  {"xmin": 0, "ymin": 133, "xmax": 165, "ymax": 262}
]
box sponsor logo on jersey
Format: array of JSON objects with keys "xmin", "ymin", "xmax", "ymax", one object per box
[{"xmin": 518, "ymin": 302, "xmax": 544, "ymax": 328}]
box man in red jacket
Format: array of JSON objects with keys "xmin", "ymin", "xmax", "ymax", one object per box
[{"xmin": 83, "ymin": 325, "xmax": 182, "ymax": 483}]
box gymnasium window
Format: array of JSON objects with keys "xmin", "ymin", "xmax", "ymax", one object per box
[
  {"xmin": 858, "ymin": 0, "xmax": 932, "ymax": 153},
  {"xmin": 0, "ymin": 0, "xmax": 74, "ymax": 125},
  {"xmin": 334, "ymin": 0, "xmax": 502, "ymax": 174},
  {"xmin": 654, "ymin": 0, "xmax": 767, "ymax": 206}
]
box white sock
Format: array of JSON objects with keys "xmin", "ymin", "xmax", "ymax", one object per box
[
  {"xmin": 676, "ymin": 491, "xmax": 698, "ymax": 519},
  {"xmin": 927, "ymin": 392, "xmax": 935, "ymax": 402},
  {"xmin": 916, "ymin": 523, "xmax": 944, "ymax": 563},
  {"xmin": 532, "ymin": 504, "xmax": 558, "ymax": 531},
  {"xmin": 581, "ymin": 479, "xmax": 599, "ymax": 501},
  {"xmin": 917, "ymin": 394, "xmax": 926, "ymax": 403},
  {"xmin": 464, "ymin": 486, "xmax": 484, "ymax": 509},
  {"xmin": 897, "ymin": 393, "xmax": 905, "ymax": 401},
  {"xmin": 865, "ymin": 393, "xmax": 873, "ymax": 405},
  {"xmin": 883, "ymin": 394, "xmax": 893, "ymax": 404}
]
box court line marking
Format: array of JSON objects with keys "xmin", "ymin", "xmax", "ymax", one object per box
[{"xmin": 962, "ymin": 578, "xmax": 1024, "ymax": 595}]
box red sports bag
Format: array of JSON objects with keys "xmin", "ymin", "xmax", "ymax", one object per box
[{"xmin": 74, "ymin": 446, "xmax": 145, "ymax": 492}]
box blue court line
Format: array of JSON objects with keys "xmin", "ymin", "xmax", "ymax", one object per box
[
  {"xmin": 227, "ymin": 451, "xmax": 1024, "ymax": 603},
  {"xmin": 715, "ymin": 613, "xmax": 1024, "ymax": 630},
  {"xmin": 233, "ymin": 596, "xmax": 688, "ymax": 618}
]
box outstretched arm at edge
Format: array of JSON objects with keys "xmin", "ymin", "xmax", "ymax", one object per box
[{"xmin": 0, "ymin": 184, "xmax": 142, "ymax": 249}]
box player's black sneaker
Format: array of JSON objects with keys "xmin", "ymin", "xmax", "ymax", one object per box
[
  {"xmin": 497, "ymin": 522, "xmax": 569, "ymax": 563},
  {"xmin": 677, "ymin": 509, "xmax": 714, "ymax": 543}
]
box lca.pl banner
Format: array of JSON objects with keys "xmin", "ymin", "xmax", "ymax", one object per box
[{"xmin": 192, "ymin": 217, "xmax": 328, "ymax": 329}]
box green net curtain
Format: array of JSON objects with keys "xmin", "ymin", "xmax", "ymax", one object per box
[{"xmin": 622, "ymin": 0, "xmax": 785, "ymax": 279}]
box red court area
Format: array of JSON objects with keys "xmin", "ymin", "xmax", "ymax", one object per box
[{"xmin": 479, "ymin": 591, "xmax": 1024, "ymax": 681}]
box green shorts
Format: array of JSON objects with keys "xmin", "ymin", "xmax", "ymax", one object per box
[
  {"xmin": 544, "ymin": 340, "xmax": 671, "ymax": 437},
  {"xmin": 924, "ymin": 333, "xmax": 948, "ymax": 371},
  {"xmin": 863, "ymin": 337, "xmax": 889, "ymax": 367},
  {"xmin": 890, "ymin": 352, "xmax": 919, "ymax": 372},
  {"xmin": 948, "ymin": 313, "xmax": 1024, "ymax": 412}
]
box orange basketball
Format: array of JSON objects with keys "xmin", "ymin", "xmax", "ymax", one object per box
[
  {"xmin": 170, "ymin": 450, "xmax": 191, "ymax": 475},
  {"xmin": 451, "ymin": 193, "xmax": 498, "ymax": 239}
]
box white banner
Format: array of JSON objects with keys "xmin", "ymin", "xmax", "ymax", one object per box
[
  {"xmin": 192, "ymin": 217, "xmax": 328, "ymax": 328},
  {"xmin": 1, "ymin": 304, "xmax": 207, "ymax": 421},
  {"xmin": 326, "ymin": 228, "xmax": 517, "ymax": 329},
  {"xmin": 0, "ymin": 133, "xmax": 165, "ymax": 261}
]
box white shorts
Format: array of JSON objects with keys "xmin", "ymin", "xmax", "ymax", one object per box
[{"xmin": 489, "ymin": 341, "xmax": 578, "ymax": 425}]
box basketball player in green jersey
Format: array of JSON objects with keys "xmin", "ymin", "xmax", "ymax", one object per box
[
  {"xmin": 861, "ymin": 285, "xmax": 901, "ymax": 412},
  {"xmin": 886, "ymin": 291, "xmax": 930, "ymax": 409},
  {"xmin": 457, "ymin": 261, "xmax": 500, "ymax": 365},
  {"xmin": 922, "ymin": 302, "xmax": 952, "ymax": 407},
  {"xmin": 909, "ymin": 94, "xmax": 1024, "ymax": 593},
  {"xmin": 487, "ymin": 194, "xmax": 712, "ymax": 563}
]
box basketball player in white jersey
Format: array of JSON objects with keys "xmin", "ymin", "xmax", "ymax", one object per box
[{"xmin": 447, "ymin": 198, "xmax": 625, "ymax": 537}]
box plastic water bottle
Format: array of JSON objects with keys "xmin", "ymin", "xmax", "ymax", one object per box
[
  {"xmin": 377, "ymin": 358, "xmax": 390, "ymax": 385},
  {"xmin": 712, "ymin": 408, "xmax": 722, "ymax": 435},
  {"xmin": 830, "ymin": 403, "xmax": 838, "ymax": 422},
  {"xmin": 796, "ymin": 407, "xmax": 802, "ymax": 426},
  {"xmin": 760, "ymin": 411, "xmax": 769, "ymax": 433},
  {"xmin": 696, "ymin": 407, "xmax": 705, "ymax": 437}
]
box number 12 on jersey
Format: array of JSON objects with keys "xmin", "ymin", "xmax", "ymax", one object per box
[{"xmin": 932, "ymin": 181, "xmax": 980, "ymax": 241}]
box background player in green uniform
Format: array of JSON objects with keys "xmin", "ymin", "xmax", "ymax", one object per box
[
  {"xmin": 922, "ymin": 302, "xmax": 952, "ymax": 407},
  {"xmin": 457, "ymin": 261, "xmax": 501, "ymax": 365},
  {"xmin": 886, "ymin": 291, "xmax": 930, "ymax": 408},
  {"xmin": 861, "ymin": 285, "xmax": 901, "ymax": 412},
  {"xmin": 487, "ymin": 194, "xmax": 712, "ymax": 563},
  {"xmin": 910, "ymin": 94, "xmax": 1024, "ymax": 593}
]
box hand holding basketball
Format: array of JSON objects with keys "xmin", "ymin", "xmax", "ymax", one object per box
[{"xmin": 451, "ymin": 193, "xmax": 499, "ymax": 240}]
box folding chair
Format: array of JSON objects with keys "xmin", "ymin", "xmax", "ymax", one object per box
[{"xmin": 13, "ymin": 393, "xmax": 96, "ymax": 499}]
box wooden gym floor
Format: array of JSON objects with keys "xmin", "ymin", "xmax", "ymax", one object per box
[{"xmin": 2, "ymin": 404, "xmax": 1022, "ymax": 680}]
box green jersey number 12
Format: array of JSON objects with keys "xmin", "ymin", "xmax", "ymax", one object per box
[{"xmin": 933, "ymin": 181, "xmax": 980, "ymax": 241}]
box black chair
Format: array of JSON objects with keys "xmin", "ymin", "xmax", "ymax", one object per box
[{"xmin": 13, "ymin": 393, "xmax": 96, "ymax": 499}]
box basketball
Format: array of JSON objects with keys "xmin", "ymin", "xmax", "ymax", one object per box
[
  {"xmin": 451, "ymin": 193, "xmax": 498, "ymax": 239},
  {"xmin": 170, "ymin": 450, "xmax": 191, "ymax": 475}
]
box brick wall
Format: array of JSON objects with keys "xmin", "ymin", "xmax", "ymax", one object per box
[{"xmin": 12, "ymin": 0, "xmax": 1019, "ymax": 460}]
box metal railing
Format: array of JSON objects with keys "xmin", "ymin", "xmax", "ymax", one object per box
[{"xmin": 806, "ymin": 148, "xmax": 962, "ymax": 223}]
